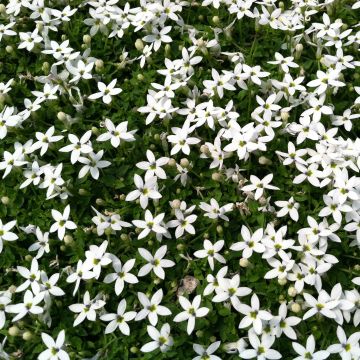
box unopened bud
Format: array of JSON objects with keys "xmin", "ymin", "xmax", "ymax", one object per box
[
  {"xmin": 25, "ymin": 255, "xmax": 32, "ymax": 262},
  {"xmin": 130, "ymin": 347, "xmax": 138, "ymax": 354},
  {"xmin": 212, "ymin": 172, "xmax": 222, "ymax": 181},
  {"xmin": 42, "ymin": 61, "xmax": 50, "ymax": 74},
  {"xmin": 291, "ymin": 302, "xmax": 301, "ymax": 313},
  {"xmin": 1, "ymin": 196, "xmax": 9, "ymax": 205},
  {"xmin": 168, "ymin": 158, "xmax": 176, "ymax": 167},
  {"xmin": 171, "ymin": 199, "xmax": 181, "ymax": 209},
  {"xmin": 64, "ymin": 235, "xmax": 73, "ymax": 245},
  {"xmin": 8, "ymin": 326, "xmax": 20, "ymax": 337},
  {"xmin": 95, "ymin": 59, "xmax": 104, "ymax": 71},
  {"xmin": 5, "ymin": 46, "xmax": 13, "ymax": 54},
  {"xmin": 281, "ymin": 110, "xmax": 290, "ymax": 122},
  {"xmin": 258, "ymin": 156, "xmax": 272, "ymax": 165},
  {"xmin": 180, "ymin": 158, "xmax": 189, "ymax": 168},
  {"xmin": 57, "ymin": 111, "xmax": 67, "ymax": 121},
  {"xmin": 288, "ymin": 286, "xmax": 297, "ymax": 297},
  {"xmin": 239, "ymin": 258, "xmax": 249, "ymax": 267},
  {"xmin": 212, "ymin": 16, "xmax": 220, "ymax": 24},
  {"xmin": 137, "ymin": 74, "xmax": 144, "ymax": 81},
  {"xmin": 96, "ymin": 198, "xmax": 106, "ymax": 206},
  {"xmin": 22, "ymin": 331, "xmax": 33, "ymax": 341},
  {"xmin": 135, "ymin": 39, "xmax": 144, "ymax": 51},
  {"xmin": 83, "ymin": 35, "xmax": 91, "ymax": 45}
]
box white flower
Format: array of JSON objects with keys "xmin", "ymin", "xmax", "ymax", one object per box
[
  {"xmin": 173, "ymin": 295, "xmax": 209, "ymax": 335},
  {"xmin": 97, "ymin": 119, "xmax": 136, "ymax": 148},
  {"xmin": 292, "ymin": 335, "xmax": 330, "ymax": 360},
  {"xmin": 59, "ymin": 131, "xmax": 93, "ymax": 164},
  {"xmin": 125, "ymin": 174, "xmax": 162, "ymax": 209},
  {"xmin": 241, "ymin": 174, "xmax": 279, "ymax": 200},
  {"xmin": 88, "ymin": 80, "xmax": 122, "ymax": 104},
  {"xmin": 167, "ymin": 121, "xmax": 200, "ymax": 155},
  {"xmin": 271, "ymin": 303, "xmax": 301, "ymax": 340},
  {"xmin": 0, "ymin": 292, "xmax": 11, "ymax": 329},
  {"xmin": 16, "ymin": 258, "xmax": 41, "ymax": 294},
  {"xmin": 6, "ymin": 290, "xmax": 44, "ymax": 322},
  {"xmin": 268, "ymin": 52, "xmax": 298, "ymax": 73},
  {"xmin": 0, "ymin": 219, "xmax": 18, "ymax": 253},
  {"xmin": 238, "ymin": 294, "xmax": 273, "ymax": 335},
  {"xmin": 100, "ymin": 299, "xmax": 136, "ymax": 335},
  {"xmin": 136, "ymin": 150, "xmax": 169, "ymax": 180},
  {"xmin": 140, "ymin": 323, "xmax": 173, "ymax": 353},
  {"xmin": 199, "ymin": 199, "xmax": 233, "ymax": 221},
  {"xmin": 143, "ymin": 26, "xmax": 172, "ymax": 52},
  {"xmin": 135, "ymin": 289, "xmax": 171, "ymax": 326},
  {"xmin": 240, "ymin": 331, "xmax": 281, "ymax": 359},
  {"xmin": 193, "ymin": 239, "xmax": 226, "ymax": 270},
  {"xmin": 78, "ymin": 150, "xmax": 111, "ymax": 180},
  {"xmin": 212, "ymin": 274, "xmax": 252, "ymax": 312},
  {"xmin": 84, "ymin": 241, "xmax": 112, "ymax": 279},
  {"xmin": 30, "ymin": 126, "xmax": 64, "ymax": 156},
  {"xmin": 167, "ymin": 209, "xmax": 197, "ymax": 238},
  {"xmin": 66, "ymin": 260, "xmax": 95, "ymax": 296},
  {"xmin": 68, "ymin": 291, "xmax": 105, "ymax": 327},
  {"xmin": 50, "ymin": 205, "xmax": 77, "ymax": 241},
  {"xmin": 327, "ymin": 326, "xmax": 360, "ymax": 359},
  {"xmin": 275, "ymin": 197, "xmax": 300, "ymax": 222},
  {"xmin": 132, "ymin": 210, "xmax": 167, "ymax": 239},
  {"xmin": 138, "ymin": 245, "xmax": 175, "ymax": 279},
  {"xmin": 192, "ymin": 341, "xmax": 222, "ymax": 360},
  {"xmin": 230, "ymin": 226, "xmax": 265, "ymax": 259},
  {"xmin": 103, "ymin": 258, "xmax": 138, "ymax": 296},
  {"xmin": 38, "ymin": 330, "xmax": 69, "ymax": 360},
  {"xmin": 303, "ymin": 290, "xmax": 339, "ymax": 320}
]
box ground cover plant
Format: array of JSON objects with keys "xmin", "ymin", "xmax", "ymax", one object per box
[{"xmin": 0, "ymin": 0, "xmax": 359, "ymax": 358}]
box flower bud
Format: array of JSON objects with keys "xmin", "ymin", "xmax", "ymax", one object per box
[
  {"xmin": 165, "ymin": 44, "xmax": 171, "ymax": 57},
  {"xmin": 22, "ymin": 331, "xmax": 33, "ymax": 341},
  {"xmin": 168, "ymin": 158, "xmax": 176, "ymax": 167},
  {"xmin": 288, "ymin": 286, "xmax": 297, "ymax": 297},
  {"xmin": 153, "ymin": 133, "xmax": 160, "ymax": 141},
  {"xmin": 8, "ymin": 326, "xmax": 20, "ymax": 337},
  {"xmin": 120, "ymin": 233, "xmax": 128, "ymax": 241},
  {"xmin": 212, "ymin": 16, "xmax": 220, "ymax": 24},
  {"xmin": 216, "ymin": 225, "xmax": 223, "ymax": 234},
  {"xmin": 78, "ymin": 188, "xmax": 88, "ymax": 196},
  {"xmin": 42, "ymin": 62, "xmax": 50, "ymax": 74},
  {"xmin": 196, "ymin": 330, "xmax": 204, "ymax": 337},
  {"xmin": 210, "ymin": 336, "xmax": 217, "ymax": 343},
  {"xmin": 0, "ymin": 4, "xmax": 6, "ymax": 13},
  {"xmin": 171, "ymin": 199, "xmax": 181, "ymax": 209},
  {"xmin": 95, "ymin": 59, "xmax": 104, "ymax": 71},
  {"xmin": 239, "ymin": 258, "xmax": 249, "ymax": 267},
  {"xmin": 135, "ymin": 39, "xmax": 144, "ymax": 51},
  {"xmin": 5, "ymin": 46, "xmax": 13, "ymax": 54},
  {"xmin": 281, "ymin": 110, "xmax": 289, "ymax": 122},
  {"xmin": 96, "ymin": 198, "xmax": 106, "ymax": 206},
  {"xmin": 176, "ymin": 243, "xmax": 185, "ymax": 251},
  {"xmin": 130, "ymin": 347, "xmax": 138, "ymax": 354},
  {"xmin": 200, "ymin": 144, "xmax": 209, "ymax": 154},
  {"xmin": 64, "ymin": 235, "xmax": 73, "ymax": 245},
  {"xmin": 258, "ymin": 156, "xmax": 272, "ymax": 165},
  {"xmin": 153, "ymin": 278, "xmax": 161, "ymax": 285},
  {"xmin": 180, "ymin": 158, "xmax": 189, "ymax": 168},
  {"xmin": 25, "ymin": 255, "xmax": 32, "ymax": 262},
  {"xmin": 291, "ymin": 302, "xmax": 301, "ymax": 313},
  {"xmin": 57, "ymin": 111, "xmax": 67, "ymax": 121},
  {"xmin": 212, "ymin": 172, "xmax": 222, "ymax": 181},
  {"xmin": 1, "ymin": 196, "xmax": 9, "ymax": 205},
  {"xmin": 83, "ymin": 34, "xmax": 91, "ymax": 45},
  {"xmin": 137, "ymin": 74, "xmax": 144, "ymax": 81},
  {"xmin": 148, "ymin": 240, "xmax": 153, "ymax": 246}
]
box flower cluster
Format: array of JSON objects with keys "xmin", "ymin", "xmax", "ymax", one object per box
[{"xmin": 0, "ymin": 0, "xmax": 359, "ymax": 358}]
